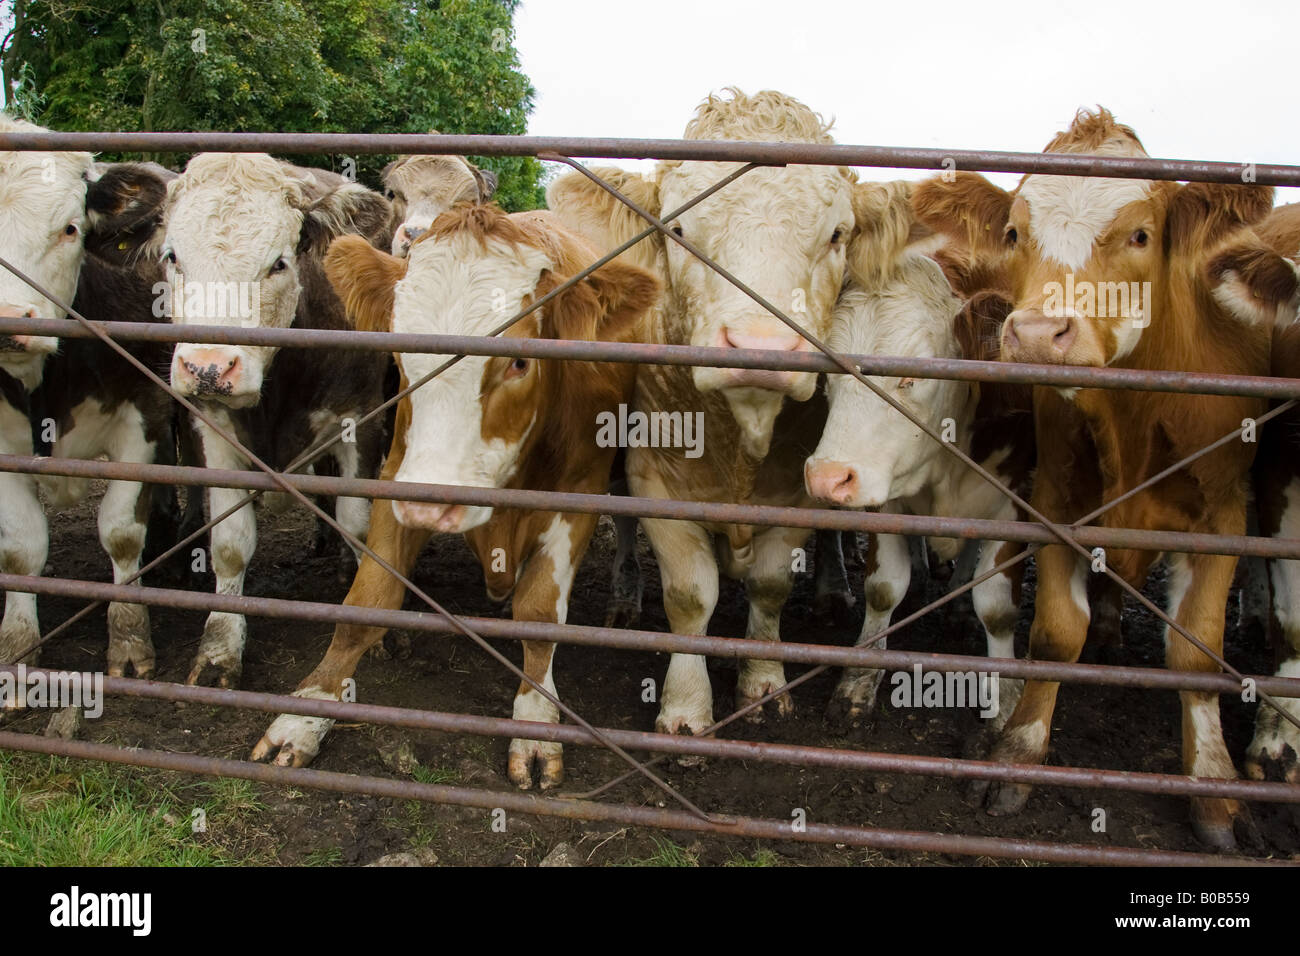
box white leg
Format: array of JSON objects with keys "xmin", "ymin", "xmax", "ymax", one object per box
[
  {"xmin": 830, "ymin": 531, "xmax": 910, "ymax": 726},
  {"xmin": 188, "ymin": 416, "xmax": 255, "ymax": 687},
  {"xmin": 0, "ymin": 400, "xmax": 46, "ymax": 667},
  {"xmin": 330, "ymin": 431, "xmax": 371, "ymax": 564},
  {"xmin": 736, "ymin": 525, "xmax": 807, "ymax": 721},
  {"xmin": 1249, "ymin": 480, "xmax": 1300, "ymax": 782},
  {"xmin": 971, "ymin": 539, "xmax": 1024, "ymax": 730},
  {"xmin": 641, "ymin": 516, "xmax": 719, "ymax": 736}
]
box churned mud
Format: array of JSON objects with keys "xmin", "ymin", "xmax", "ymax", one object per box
[{"xmin": 8, "ymin": 485, "xmax": 1298, "ymax": 865}]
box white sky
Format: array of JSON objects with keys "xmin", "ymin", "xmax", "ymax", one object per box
[{"xmin": 517, "ymin": 0, "xmax": 1300, "ymax": 200}]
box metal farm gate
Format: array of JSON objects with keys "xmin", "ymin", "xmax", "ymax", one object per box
[{"xmin": 1, "ymin": 129, "xmax": 1299, "ymax": 866}]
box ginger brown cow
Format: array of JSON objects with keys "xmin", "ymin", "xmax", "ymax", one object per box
[
  {"xmin": 913, "ymin": 108, "xmax": 1289, "ymax": 848},
  {"xmin": 252, "ymin": 203, "xmax": 658, "ymax": 788}
]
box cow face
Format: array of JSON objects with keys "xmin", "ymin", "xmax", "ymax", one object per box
[
  {"xmin": 325, "ymin": 204, "xmax": 657, "ymax": 534},
  {"xmin": 382, "ymin": 153, "xmax": 498, "ymax": 257},
  {"xmin": 913, "ymin": 110, "xmax": 1279, "ymax": 373},
  {"xmin": 162, "ymin": 153, "xmax": 390, "ymax": 405},
  {"xmin": 0, "ymin": 117, "xmax": 170, "ymax": 388},
  {"xmin": 805, "ymin": 257, "xmax": 971, "ymax": 508}
]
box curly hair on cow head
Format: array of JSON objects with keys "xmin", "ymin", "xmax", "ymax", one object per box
[
  {"xmin": 1043, "ymin": 107, "xmax": 1146, "ymax": 157},
  {"xmin": 683, "ymin": 87, "xmax": 836, "ymax": 144}
]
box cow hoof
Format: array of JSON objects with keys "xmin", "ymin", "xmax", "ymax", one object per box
[
  {"xmin": 825, "ymin": 669, "xmax": 883, "ymax": 731},
  {"xmin": 0, "ymin": 623, "xmax": 41, "ymax": 667},
  {"xmin": 107, "ymin": 658, "xmax": 156, "ymax": 681},
  {"xmin": 187, "ymin": 655, "xmax": 241, "ymax": 689},
  {"xmin": 602, "ymin": 598, "xmax": 640, "ymax": 630},
  {"xmin": 655, "ymin": 709, "xmax": 711, "ymax": 766},
  {"xmin": 107, "ymin": 635, "xmax": 156, "ymax": 680},
  {"xmin": 508, "ymin": 738, "xmax": 564, "ymax": 790},
  {"xmin": 1245, "ymin": 703, "xmax": 1300, "ymax": 784},
  {"xmin": 983, "ymin": 780, "xmax": 1032, "ymax": 817},
  {"xmin": 813, "ymin": 590, "xmax": 857, "ymax": 628},
  {"xmin": 251, "ymin": 710, "xmax": 335, "ymax": 767},
  {"xmin": 735, "ymin": 686, "xmax": 794, "ymax": 725}
]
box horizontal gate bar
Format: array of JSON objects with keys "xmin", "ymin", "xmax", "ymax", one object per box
[
  {"xmin": 0, "ymin": 131, "xmax": 1295, "ymax": 186},
  {"xmin": 7, "ymin": 453, "xmax": 1300, "ymax": 561},
  {"xmin": 6, "ymin": 316, "xmax": 1300, "ymax": 400},
  {"xmin": 7, "ymin": 665, "xmax": 1291, "ymax": 805},
  {"xmin": 0, "ymin": 731, "xmax": 1278, "ymax": 866},
  {"xmin": 6, "ymin": 573, "xmax": 1298, "ymax": 697}
]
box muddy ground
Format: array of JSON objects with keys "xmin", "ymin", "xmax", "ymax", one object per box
[{"xmin": 7, "ymin": 484, "xmax": 1300, "ymax": 866}]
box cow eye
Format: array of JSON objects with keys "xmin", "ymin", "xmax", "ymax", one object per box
[
  {"xmin": 164, "ymin": 250, "xmax": 177, "ymax": 265},
  {"xmin": 63, "ymin": 222, "xmax": 79, "ymax": 237},
  {"xmin": 830, "ymin": 227, "xmax": 844, "ymax": 245},
  {"xmin": 505, "ymin": 357, "xmax": 529, "ymax": 379},
  {"xmin": 1130, "ymin": 228, "xmax": 1149, "ymax": 248},
  {"xmin": 1005, "ymin": 226, "xmax": 1018, "ymax": 247},
  {"xmin": 669, "ymin": 224, "xmax": 683, "ymax": 238},
  {"xmin": 269, "ymin": 258, "xmax": 288, "ymax": 274},
  {"xmin": 385, "ymin": 189, "xmax": 396, "ymax": 201}
]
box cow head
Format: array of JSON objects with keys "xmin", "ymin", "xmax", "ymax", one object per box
[
  {"xmin": 382, "ymin": 148, "xmax": 498, "ymax": 257},
  {"xmin": 548, "ymin": 89, "xmax": 859, "ymax": 458},
  {"xmin": 0, "ymin": 116, "xmax": 168, "ymax": 388},
  {"xmin": 913, "ymin": 109, "xmax": 1278, "ymax": 372},
  {"xmin": 162, "ymin": 153, "xmax": 391, "ymax": 405},
  {"xmin": 325, "ymin": 203, "xmax": 658, "ymax": 533},
  {"xmin": 805, "ymin": 254, "xmax": 1009, "ymax": 508}
]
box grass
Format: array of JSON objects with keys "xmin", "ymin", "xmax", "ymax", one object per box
[
  {"xmin": 0, "ymin": 751, "xmax": 275, "ymax": 866},
  {"xmin": 412, "ymin": 765, "xmax": 459, "ymax": 785},
  {"xmin": 615, "ymin": 836, "xmax": 699, "ymax": 867},
  {"xmin": 302, "ymin": 845, "xmax": 343, "ymax": 866},
  {"xmin": 724, "ymin": 848, "xmax": 782, "ymax": 867}
]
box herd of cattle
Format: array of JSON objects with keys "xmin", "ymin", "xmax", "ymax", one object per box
[{"xmin": 1, "ymin": 89, "xmax": 1298, "ymax": 851}]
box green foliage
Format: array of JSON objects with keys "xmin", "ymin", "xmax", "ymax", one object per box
[{"xmin": 1, "ymin": 0, "xmax": 543, "ymax": 209}]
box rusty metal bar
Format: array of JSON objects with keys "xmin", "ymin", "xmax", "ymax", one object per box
[
  {"xmin": 7, "ymin": 453, "xmax": 1299, "ymax": 562},
  {"xmin": 8, "ymin": 315, "xmax": 1300, "ymax": 400},
  {"xmin": 0, "ymin": 130, "xmax": 1295, "ymax": 186},
  {"xmin": 4, "ymin": 665, "xmax": 1295, "ymax": 805},
  {"xmin": 0, "ymin": 731, "xmax": 1281, "ymax": 866},
  {"xmin": 7, "ymin": 573, "xmax": 1299, "ymax": 698}
]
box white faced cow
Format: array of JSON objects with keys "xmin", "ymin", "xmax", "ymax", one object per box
[
  {"xmin": 161, "ymin": 153, "xmax": 393, "ymax": 687},
  {"xmin": 382, "ymin": 148, "xmax": 497, "ymax": 257},
  {"xmin": 549, "ymin": 89, "xmax": 866, "ymax": 736},
  {"xmin": 0, "ymin": 114, "xmax": 182, "ymax": 678}
]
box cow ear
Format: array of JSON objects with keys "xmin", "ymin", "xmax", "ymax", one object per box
[
  {"xmin": 953, "ymin": 289, "xmax": 1014, "ymax": 362},
  {"xmin": 912, "ymin": 172, "xmax": 1013, "ymax": 258},
  {"xmin": 84, "ymin": 163, "xmax": 173, "ymax": 265},
  {"xmin": 473, "ymin": 165, "xmax": 499, "ymax": 202},
  {"xmin": 301, "ymin": 183, "xmax": 395, "ymax": 255},
  {"xmin": 583, "ymin": 260, "xmax": 660, "ymax": 342},
  {"xmin": 1166, "ymin": 183, "xmax": 1275, "ymax": 258},
  {"xmin": 324, "ymin": 235, "xmax": 405, "ymax": 333},
  {"xmin": 546, "ymin": 166, "xmax": 663, "ymax": 274},
  {"xmin": 1206, "ymin": 240, "xmax": 1299, "ymax": 328}
]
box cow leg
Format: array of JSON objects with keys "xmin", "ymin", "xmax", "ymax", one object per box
[
  {"xmin": 813, "ymin": 527, "xmax": 856, "ymax": 627},
  {"xmin": 252, "ymin": 498, "xmax": 430, "ymax": 766},
  {"xmin": 508, "ymin": 513, "xmax": 594, "ymax": 789},
  {"xmin": 971, "ymin": 539, "xmax": 1025, "ymax": 731},
  {"xmin": 99, "ymin": 476, "xmax": 154, "ymax": 679},
  {"xmin": 1160, "ymin": 551, "xmax": 1245, "ymax": 848},
  {"xmin": 976, "ymin": 544, "xmax": 1089, "ymax": 815},
  {"xmin": 0, "ymin": 401, "xmax": 46, "ymax": 668},
  {"xmin": 641, "ymin": 516, "xmax": 719, "ymax": 737},
  {"xmin": 605, "ymin": 514, "xmax": 643, "ymax": 628},
  {"xmin": 188, "ymin": 423, "xmax": 256, "ymax": 688},
  {"xmin": 331, "ymin": 435, "xmax": 372, "ymax": 567},
  {"xmin": 737, "ymin": 525, "xmax": 807, "ymax": 721},
  {"xmin": 1248, "ymin": 545, "xmax": 1300, "ymax": 784},
  {"xmin": 828, "ymin": 531, "xmax": 909, "ymax": 729}
]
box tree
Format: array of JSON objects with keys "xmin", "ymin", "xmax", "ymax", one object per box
[{"xmin": 0, "ymin": 0, "xmax": 544, "ymax": 209}]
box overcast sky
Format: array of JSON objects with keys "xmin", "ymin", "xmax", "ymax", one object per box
[{"xmin": 516, "ymin": 0, "xmax": 1299, "ymax": 200}]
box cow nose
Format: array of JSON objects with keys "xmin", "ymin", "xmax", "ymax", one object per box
[
  {"xmin": 805, "ymin": 459, "xmax": 860, "ymax": 505},
  {"xmin": 392, "ymin": 500, "xmax": 465, "ymax": 532},
  {"xmin": 0, "ymin": 305, "xmax": 40, "ymax": 348},
  {"xmin": 403, "ymin": 225, "xmax": 426, "ymax": 242},
  {"xmin": 721, "ymin": 326, "xmax": 804, "ymax": 352},
  {"xmin": 1003, "ymin": 310, "xmax": 1077, "ymax": 360},
  {"xmin": 175, "ymin": 348, "xmax": 241, "ymax": 393}
]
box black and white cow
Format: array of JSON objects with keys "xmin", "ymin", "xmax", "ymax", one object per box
[
  {"xmin": 159, "ymin": 152, "xmax": 393, "ymax": 688},
  {"xmin": 0, "ymin": 115, "xmax": 181, "ymax": 678}
]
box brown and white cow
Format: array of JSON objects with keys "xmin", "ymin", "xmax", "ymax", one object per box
[
  {"xmin": 804, "ymin": 181, "xmax": 1032, "ymax": 728},
  {"xmin": 381, "ymin": 147, "xmax": 498, "ymax": 257},
  {"xmin": 160, "ymin": 153, "xmax": 393, "ymax": 687},
  {"xmin": 1211, "ymin": 203, "xmax": 1300, "ymax": 785},
  {"xmin": 251, "ymin": 203, "xmax": 658, "ymax": 788},
  {"xmin": 913, "ymin": 108, "xmax": 1287, "ymax": 847},
  {"xmin": 549, "ymin": 89, "xmax": 864, "ymax": 736},
  {"xmin": 0, "ymin": 114, "xmax": 184, "ymax": 678}
]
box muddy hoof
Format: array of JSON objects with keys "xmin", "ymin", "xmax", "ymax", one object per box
[
  {"xmin": 508, "ymin": 738, "xmax": 564, "ymax": 790},
  {"xmin": 825, "ymin": 694, "xmax": 874, "ymax": 735},
  {"xmin": 984, "ymin": 780, "xmax": 1032, "ymax": 817},
  {"xmin": 186, "ymin": 657, "xmax": 240, "ymax": 689},
  {"xmin": 814, "ymin": 590, "xmax": 857, "ymax": 628},
  {"xmin": 603, "ymin": 599, "xmax": 640, "ymax": 630}
]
